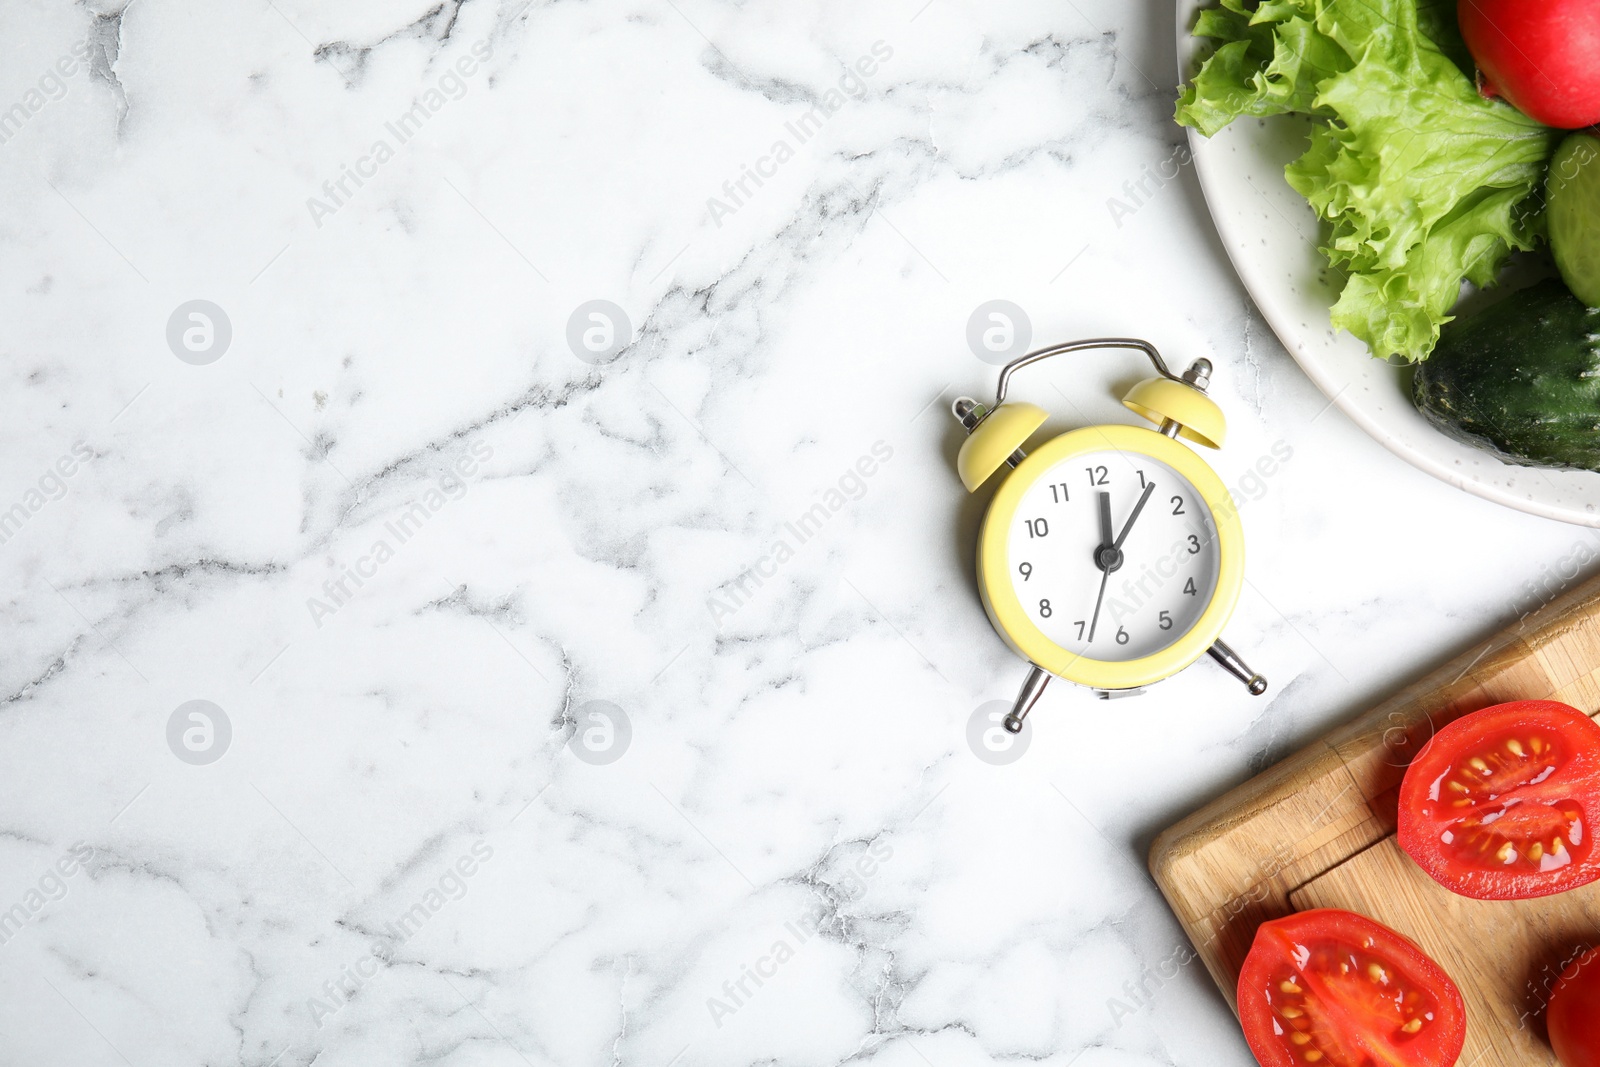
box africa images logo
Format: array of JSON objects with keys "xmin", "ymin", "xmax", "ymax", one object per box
[
  {"xmin": 305, "ymin": 441, "xmax": 493, "ymax": 628},
  {"xmin": 305, "ymin": 40, "xmax": 494, "ymax": 228},
  {"xmin": 706, "ymin": 441, "xmax": 893, "ymax": 627},
  {"xmin": 705, "ymin": 41, "xmax": 893, "ymax": 227}
]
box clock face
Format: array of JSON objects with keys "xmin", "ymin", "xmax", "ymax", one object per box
[{"xmin": 1004, "ymin": 448, "xmax": 1222, "ymax": 662}]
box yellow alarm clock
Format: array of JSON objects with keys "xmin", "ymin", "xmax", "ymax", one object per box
[{"xmin": 952, "ymin": 338, "xmax": 1267, "ymax": 734}]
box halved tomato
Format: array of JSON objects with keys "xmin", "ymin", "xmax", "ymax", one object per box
[
  {"xmin": 1398, "ymin": 700, "xmax": 1600, "ymax": 900},
  {"xmin": 1237, "ymin": 909, "xmax": 1466, "ymax": 1067}
]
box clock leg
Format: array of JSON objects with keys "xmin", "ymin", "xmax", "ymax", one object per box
[
  {"xmin": 1003, "ymin": 665, "xmax": 1050, "ymax": 733},
  {"xmin": 1207, "ymin": 638, "xmax": 1268, "ymax": 695}
]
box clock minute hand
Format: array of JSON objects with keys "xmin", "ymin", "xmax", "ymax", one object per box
[
  {"xmin": 1090, "ymin": 482, "xmax": 1154, "ymax": 645},
  {"xmin": 1113, "ymin": 481, "xmax": 1156, "ymax": 550},
  {"xmin": 1087, "ymin": 490, "xmax": 1116, "ymax": 643},
  {"xmin": 1087, "ymin": 567, "xmax": 1111, "ymax": 642}
]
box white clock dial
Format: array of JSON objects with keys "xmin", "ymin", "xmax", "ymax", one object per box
[{"xmin": 1004, "ymin": 449, "xmax": 1222, "ymax": 662}]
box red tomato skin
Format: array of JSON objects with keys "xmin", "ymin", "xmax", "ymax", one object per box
[
  {"xmin": 1458, "ymin": 0, "xmax": 1600, "ymax": 129},
  {"xmin": 1398, "ymin": 699, "xmax": 1600, "ymax": 900},
  {"xmin": 1550, "ymin": 947, "xmax": 1600, "ymax": 1067},
  {"xmin": 1236, "ymin": 908, "xmax": 1467, "ymax": 1067}
]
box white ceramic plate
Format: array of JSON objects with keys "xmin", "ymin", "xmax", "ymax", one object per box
[{"xmin": 1175, "ymin": 1, "xmax": 1600, "ymax": 527}]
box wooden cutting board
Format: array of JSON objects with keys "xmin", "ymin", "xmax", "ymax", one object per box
[{"xmin": 1151, "ymin": 571, "xmax": 1600, "ymax": 1066}]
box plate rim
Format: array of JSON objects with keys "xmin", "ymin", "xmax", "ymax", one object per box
[{"xmin": 1173, "ymin": 1, "xmax": 1600, "ymax": 528}]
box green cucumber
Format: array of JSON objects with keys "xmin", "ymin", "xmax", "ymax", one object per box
[
  {"xmin": 1412, "ymin": 280, "xmax": 1600, "ymax": 472},
  {"xmin": 1550, "ymin": 133, "xmax": 1600, "ymax": 308}
]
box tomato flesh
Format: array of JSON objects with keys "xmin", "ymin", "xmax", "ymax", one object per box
[
  {"xmin": 1550, "ymin": 946, "xmax": 1600, "ymax": 1067},
  {"xmin": 1237, "ymin": 909, "xmax": 1466, "ymax": 1067},
  {"xmin": 1398, "ymin": 700, "xmax": 1600, "ymax": 900}
]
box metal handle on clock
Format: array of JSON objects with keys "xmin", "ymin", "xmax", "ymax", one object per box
[{"xmin": 992, "ymin": 338, "xmax": 1197, "ymax": 410}]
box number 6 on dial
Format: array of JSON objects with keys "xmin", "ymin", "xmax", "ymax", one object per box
[{"xmin": 951, "ymin": 338, "xmax": 1267, "ymax": 735}]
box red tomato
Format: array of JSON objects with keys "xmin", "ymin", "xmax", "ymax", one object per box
[
  {"xmin": 1398, "ymin": 700, "xmax": 1600, "ymax": 900},
  {"xmin": 1550, "ymin": 946, "xmax": 1600, "ymax": 1067},
  {"xmin": 1237, "ymin": 909, "xmax": 1466, "ymax": 1067},
  {"xmin": 1458, "ymin": 0, "xmax": 1600, "ymax": 129}
]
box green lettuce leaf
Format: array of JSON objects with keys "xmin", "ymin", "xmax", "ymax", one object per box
[{"xmin": 1177, "ymin": 0, "xmax": 1558, "ymax": 360}]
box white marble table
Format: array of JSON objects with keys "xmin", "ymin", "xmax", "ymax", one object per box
[{"xmin": 1, "ymin": 2, "xmax": 1596, "ymax": 1065}]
